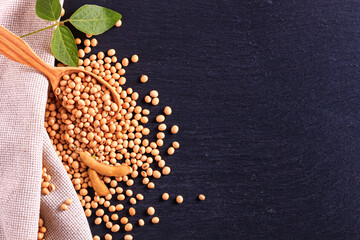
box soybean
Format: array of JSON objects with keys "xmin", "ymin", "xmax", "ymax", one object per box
[
  {"xmin": 199, "ymin": 194, "xmax": 206, "ymax": 201},
  {"xmin": 176, "ymin": 195, "xmax": 183, "ymax": 204}
]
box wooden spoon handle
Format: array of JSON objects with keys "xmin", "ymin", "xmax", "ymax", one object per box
[{"xmin": 0, "ymin": 25, "xmax": 56, "ymax": 79}]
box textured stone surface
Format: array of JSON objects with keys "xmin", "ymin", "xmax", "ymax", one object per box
[{"xmin": 64, "ymin": 0, "xmax": 360, "ymax": 239}]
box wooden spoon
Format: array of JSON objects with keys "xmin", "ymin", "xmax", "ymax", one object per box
[{"xmin": 0, "ymin": 25, "xmax": 121, "ymax": 116}]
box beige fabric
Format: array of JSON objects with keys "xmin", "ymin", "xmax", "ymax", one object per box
[{"xmin": 0, "ymin": 1, "xmax": 92, "ymax": 239}]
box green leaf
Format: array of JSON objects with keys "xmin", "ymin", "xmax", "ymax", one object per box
[
  {"xmin": 35, "ymin": 0, "xmax": 61, "ymax": 21},
  {"xmin": 51, "ymin": 26, "xmax": 78, "ymax": 67},
  {"xmin": 69, "ymin": 5, "xmax": 122, "ymax": 35}
]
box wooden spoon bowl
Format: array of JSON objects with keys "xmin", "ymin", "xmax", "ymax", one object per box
[
  {"xmin": 0, "ymin": 25, "xmax": 121, "ymax": 116},
  {"xmin": 48, "ymin": 67, "xmax": 121, "ymax": 114}
]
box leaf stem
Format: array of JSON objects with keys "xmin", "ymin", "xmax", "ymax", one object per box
[
  {"xmin": 19, "ymin": 23, "xmax": 58, "ymax": 38},
  {"xmin": 19, "ymin": 19, "xmax": 69, "ymax": 38}
]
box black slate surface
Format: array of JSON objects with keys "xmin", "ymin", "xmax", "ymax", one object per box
[{"xmin": 62, "ymin": 0, "xmax": 360, "ymax": 239}]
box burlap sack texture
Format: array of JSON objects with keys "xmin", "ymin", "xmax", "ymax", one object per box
[{"xmin": 0, "ymin": 1, "xmax": 92, "ymax": 239}]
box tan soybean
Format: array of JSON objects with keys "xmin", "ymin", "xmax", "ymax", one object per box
[
  {"xmin": 131, "ymin": 55, "xmax": 139, "ymax": 63},
  {"xmin": 199, "ymin": 194, "xmax": 206, "ymax": 200},
  {"xmin": 152, "ymin": 217, "xmax": 160, "ymax": 224},
  {"xmin": 171, "ymin": 125, "xmax": 179, "ymax": 134},
  {"xmin": 147, "ymin": 206, "xmax": 155, "ymax": 215},
  {"xmin": 162, "ymin": 193, "xmax": 169, "ymax": 200},
  {"xmin": 176, "ymin": 195, "xmax": 184, "ymax": 204},
  {"xmin": 60, "ymin": 204, "xmax": 68, "ymax": 211},
  {"xmin": 124, "ymin": 234, "xmax": 133, "ymax": 240},
  {"xmin": 115, "ymin": 20, "xmax": 122, "ymax": 27},
  {"xmin": 164, "ymin": 106, "xmax": 172, "ymax": 115},
  {"xmin": 140, "ymin": 75, "xmax": 148, "ymax": 83}
]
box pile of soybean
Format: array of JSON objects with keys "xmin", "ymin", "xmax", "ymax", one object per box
[{"xmin": 44, "ymin": 22, "xmax": 204, "ymax": 240}]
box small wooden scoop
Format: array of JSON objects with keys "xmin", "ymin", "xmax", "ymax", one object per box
[{"xmin": 0, "ymin": 25, "xmax": 120, "ymax": 115}]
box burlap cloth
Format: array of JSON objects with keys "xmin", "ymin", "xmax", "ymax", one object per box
[{"xmin": 0, "ymin": 1, "xmax": 92, "ymax": 239}]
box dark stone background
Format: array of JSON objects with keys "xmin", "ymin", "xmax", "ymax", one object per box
[{"xmin": 63, "ymin": 0, "xmax": 360, "ymax": 239}]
